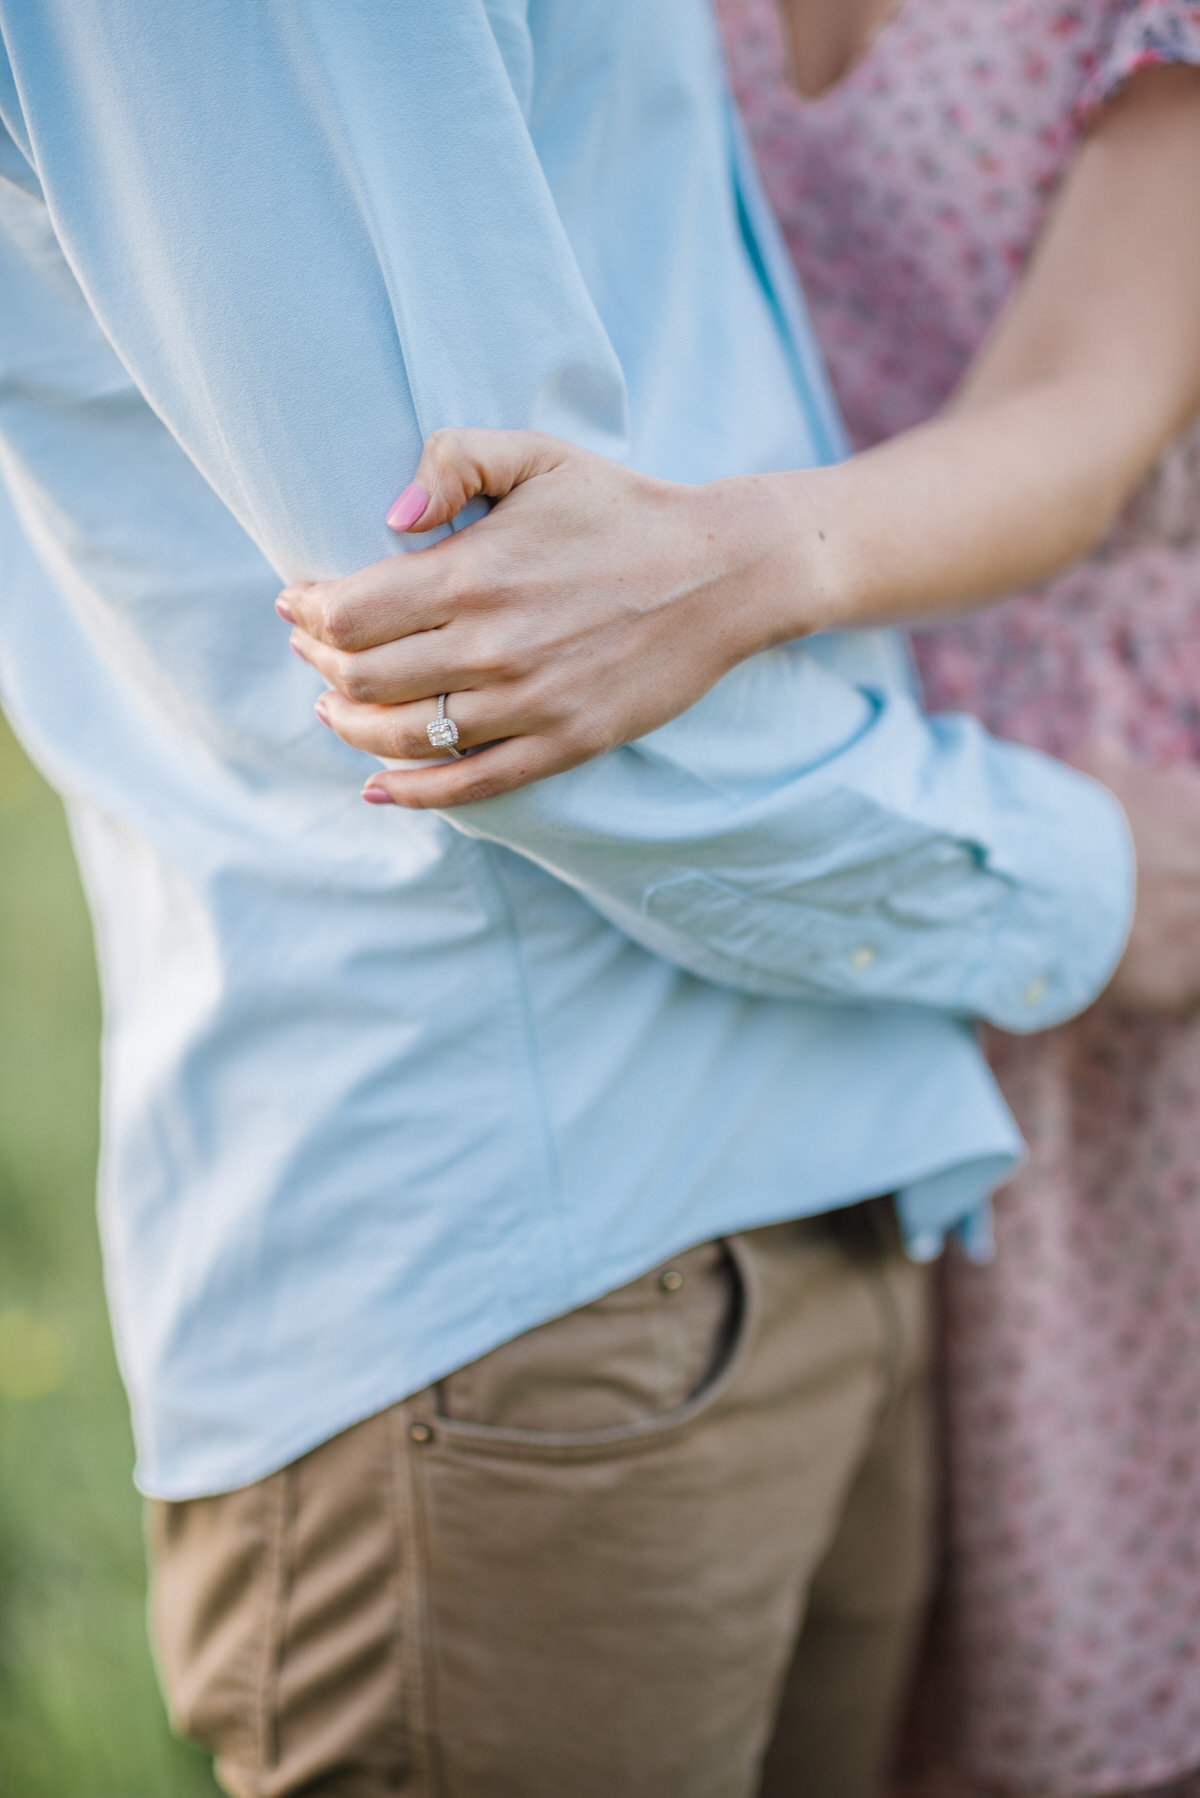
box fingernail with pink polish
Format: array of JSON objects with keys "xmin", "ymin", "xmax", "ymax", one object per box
[
  {"xmin": 289, "ymin": 636, "xmax": 308, "ymax": 662},
  {"xmin": 362, "ymin": 784, "xmax": 394, "ymax": 806},
  {"xmin": 315, "ymin": 695, "xmax": 333, "ymax": 729},
  {"xmin": 275, "ymin": 595, "xmax": 296, "ymax": 624},
  {"xmin": 386, "ymin": 482, "xmax": 430, "ymax": 533}
]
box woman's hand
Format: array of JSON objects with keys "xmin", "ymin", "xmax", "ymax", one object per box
[
  {"xmin": 279, "ymin": 428, "xmax": 819, "ymax": 807},
  {"xmin": 1079, "ymin": 742, "xmax": 1200, "ymax": 1014}
]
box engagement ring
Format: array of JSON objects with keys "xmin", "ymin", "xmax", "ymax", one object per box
[{"xmin": 427, "ymin": 693, "xmax": 463, "ymax": 757}]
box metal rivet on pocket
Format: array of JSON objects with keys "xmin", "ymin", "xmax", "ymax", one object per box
[
  {"xmin": 409, "ymin": 1421, "xmax": 434, "ymax": 1445},
  {"xmin": 659, "ymin": 1268, "xmax": 684, "ymax": 1293}
]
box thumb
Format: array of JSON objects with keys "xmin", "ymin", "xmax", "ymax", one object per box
[{"xmin": 385, "ymin": 427, "xmax": 569, "ymax": 534}]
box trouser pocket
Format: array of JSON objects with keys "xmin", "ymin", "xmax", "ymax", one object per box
[
  {"xmin": 435, "ymin": 1237, "xmax": 743, "ymax": 1439},
  {"xmin": 407, "ymin": 1238, "xmax": 795, "ymax": 1798}
]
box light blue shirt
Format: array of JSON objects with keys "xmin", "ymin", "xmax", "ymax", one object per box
[{"xmin": 0, "ymin": 0, "xmax": 1132, "ymax": 1498}]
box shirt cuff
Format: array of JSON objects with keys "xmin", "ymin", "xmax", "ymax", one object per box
[{"xmin": 968, "ymin": 744, "xmax": 1136, "ymax": 1033}]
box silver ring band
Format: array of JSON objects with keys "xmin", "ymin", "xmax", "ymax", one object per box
[{"xmin": 426, "ymin": 693, "xmax": 464, "ymax": 757}]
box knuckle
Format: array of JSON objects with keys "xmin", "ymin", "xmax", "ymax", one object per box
[
  {"xmin": 457, "ymin": 774, "xmax": 502, "ymax": 805},
  {"xmin": 567, "ymin": 708, "xmax": 617, "ymax": 763},
  {"xmin": 427, "ymin": 427, "xmax": 464, "ymax": 478},
  {"xmin": 442, "ymin": 565, "xmax": 478, "ymax": 616},
  {"xmin": 318, "ymin": 593, "xmax": 356, "ymax": 652},
  {"xmin": 522, "ymin": 665, "xmax": 566, "ymax": 715},
  {"xmin": 519, "ymin": 671, "xmax": 572, "ymax": 736},
  {"xmin": 528, "ymin": 429, "xmax": 566, "ymax": 467},
  {"xmin": 387, "ymin": 714, "xmax": 423, "ymax": 759},
  {"xmin": 473, "ymin": 619, "xmax": 532, "ymax": 684},
  {"xmin": 466, "ymin": 646, "xmax": 502, "ymax": 687},
  {"xmin": 468, "ymin": 634, "xmax": 509, "ymax": 683},
  {"xmin": 337, "ymin": 658, "xmax": 373, "ymax": 705}
]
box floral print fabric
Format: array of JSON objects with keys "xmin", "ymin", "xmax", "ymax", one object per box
[
  {"xmin": 715, "ymin": 0, "xmax": 1200, "ymax": 1790},
  {"xmin": 1079, "ymin": 0, "xmax": 1200, "ymax": 112}
]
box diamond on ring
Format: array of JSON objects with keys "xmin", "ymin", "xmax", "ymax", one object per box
[
  {"xmin": 427, "ymin": 694, "xmax": 462, "ymax": 754},
  {"xmin": 427, "ymin": 715, "xmax": 459, "ymax": 751}
]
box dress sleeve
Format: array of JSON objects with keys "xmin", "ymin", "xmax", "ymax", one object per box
[{"xmin": 1077, "ymin": 0, "xmax": 1200, "ymax": 122}]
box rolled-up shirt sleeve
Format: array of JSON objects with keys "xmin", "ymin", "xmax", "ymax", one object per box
[{"xmin": 450, "ymin": 645, "xmax": 1135, "ymax": 1034}]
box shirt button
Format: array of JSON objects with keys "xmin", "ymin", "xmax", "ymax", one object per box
[
  {"xmin": 409, "ymin": 1421, "xmax": 434, "ymax": 1445},
  {"xmin": 659, "ymin": 1269, "xmax": 684, "ymax": 1293},
  {"xmin": 849, "ymin": 945, "xmax": 876, "ymax": 973},
  {"xmin": 1022, "ymin": 975, "xmax": 1049, "ymax": 1008}
]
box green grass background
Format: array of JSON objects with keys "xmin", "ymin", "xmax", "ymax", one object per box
[{"xmin": 0, "ymin": 711, "xmax": 218, "ymax": 1797}]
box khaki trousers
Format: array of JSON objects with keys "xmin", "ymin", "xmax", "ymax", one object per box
[{"xmin": 148, "ymin": 1212, "xmax": 932, "ymax": 1798}]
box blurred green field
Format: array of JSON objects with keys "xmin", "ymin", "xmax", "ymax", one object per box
[{"xmin": 0, "ymin": 712, "xmax": 218, "ymax": 1797}]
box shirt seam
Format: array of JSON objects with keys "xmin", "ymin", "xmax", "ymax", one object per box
[{"xmin": 471, "ymin": 839, "xmax": 577, "ymax": 1306}]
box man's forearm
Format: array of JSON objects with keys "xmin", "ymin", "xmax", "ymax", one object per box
[{"xmin": 446, "ymin": 642, "xmax": 1135, "ymax": 1035}]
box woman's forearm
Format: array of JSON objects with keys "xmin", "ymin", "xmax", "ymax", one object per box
[
  {"xmin": 753, "ymin": 59, "xmax": 1200, "ymax": 646},
  {"xmin": 758, "ymin": 374, "xmax": 1153, "ymax": 641}
]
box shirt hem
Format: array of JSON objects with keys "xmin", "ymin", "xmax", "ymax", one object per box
[{"xmin": 134, "ymin": 1132, "xmax": 1018, "ymax": 1501}]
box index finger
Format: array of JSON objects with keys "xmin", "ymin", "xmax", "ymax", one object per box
[{"xmin": 277, "ymin": 536, "xmax": 460, "ymax": 654}]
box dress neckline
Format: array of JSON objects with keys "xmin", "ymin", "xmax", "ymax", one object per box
[{"xmin": 775, "ymin": 0, "xmax": 911, "ymax": 103}]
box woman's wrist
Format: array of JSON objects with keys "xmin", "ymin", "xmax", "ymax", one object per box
[
  {"xmin": 770, "ymin": 465, "xmax": 860, "ymax": 639},
  {"xmin": 695, "ymin": 467, "xmax": 855, "ymax": 660}
]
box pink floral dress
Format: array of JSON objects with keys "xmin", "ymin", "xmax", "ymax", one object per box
[{"xmin": 714, "ymin": 1, "xmax": 1200, "ymax": 1792}]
